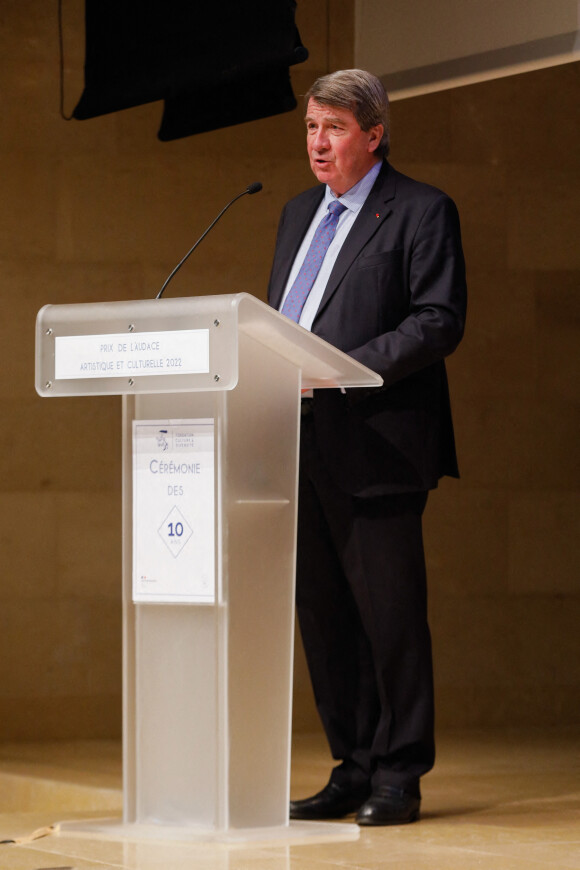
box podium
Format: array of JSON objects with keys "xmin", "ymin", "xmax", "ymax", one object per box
[{"xmin": 35, "ymin": 293, "xmax": 382, "ymax": 842}]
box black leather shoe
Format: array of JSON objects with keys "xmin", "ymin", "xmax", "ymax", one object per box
[
  {"xmin": 290, "ymin": 781, "xmax": 371, "ymax": 820},
  {"xmin": 355, "ymin": 785, "xmax": 420, "ymax": 826}
]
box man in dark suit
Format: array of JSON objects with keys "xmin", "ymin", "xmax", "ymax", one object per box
[{"xmin": 268, "ymin": 70, "xmax": 467, "ymax": 825}]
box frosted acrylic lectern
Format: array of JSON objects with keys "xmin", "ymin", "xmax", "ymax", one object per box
[{"xmin": 35, "ymin": 293, "xmax": 382, "ymax": 842}]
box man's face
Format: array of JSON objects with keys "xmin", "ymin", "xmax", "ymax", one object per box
[{"xmin": 305, "ymin": 98, "xmax": 383, "ymax": 196}]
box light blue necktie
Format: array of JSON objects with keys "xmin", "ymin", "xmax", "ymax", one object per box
[{"xmin": 281, "ymin": 200, "xmax": 347, "ymax": 323}]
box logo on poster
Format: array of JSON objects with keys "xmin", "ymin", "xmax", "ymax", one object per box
[{"xmin": 156, "ymin": 429, "xmax": 169, "ymax": 451}]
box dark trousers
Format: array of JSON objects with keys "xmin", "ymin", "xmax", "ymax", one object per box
[{"xmin": 296, "ymin": 415, "xmax": 435, "ymax": 797}]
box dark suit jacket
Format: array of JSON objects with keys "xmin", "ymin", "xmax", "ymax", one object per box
[{"xmin": 268, "ymin": 160, "xmax": 467, "ymax": 497}]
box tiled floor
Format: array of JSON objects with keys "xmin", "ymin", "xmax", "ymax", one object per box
[{"xmin": 0, "ymin": 728, "xmax": 579, "ymax": 868}]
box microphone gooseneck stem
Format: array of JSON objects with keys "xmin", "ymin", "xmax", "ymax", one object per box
[{"xmin": 156, "ymin": 183, "xmax": 262, "ymax": 300}]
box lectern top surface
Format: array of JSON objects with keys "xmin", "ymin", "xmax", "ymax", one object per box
[{"xmin": 36, "ymin": 293, "xmax": 383, "ymax": 397}]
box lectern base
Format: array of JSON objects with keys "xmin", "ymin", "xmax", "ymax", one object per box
[{"xmin": 58, "ymin": 816, "xmax": 360, "ymax": 846}]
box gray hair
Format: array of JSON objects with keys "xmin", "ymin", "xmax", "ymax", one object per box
[{"xmin": 305, "ymin": 69, "xmax": 390, "ymax": 158}]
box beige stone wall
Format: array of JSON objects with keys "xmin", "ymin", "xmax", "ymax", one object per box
[
  {"xmin": 0, "ymin": 2, "xmax": 578, "ymax": 740},
  {"xmin": 392, "ymin": 63, "xmax": 580, "ymax": 728}
]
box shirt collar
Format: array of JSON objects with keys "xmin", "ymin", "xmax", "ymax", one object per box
[{"xmin": 324, "ymin": 160, "xmax": 382, "ymax": 213}]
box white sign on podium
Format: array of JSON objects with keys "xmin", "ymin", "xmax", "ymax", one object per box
[
  {"xmin": 132, "ymin": 419, "xmax": 215, "ymax": 604},
  {"xmin": 55, "ymin": 329, "xmax": 210, "ymax": 380}
]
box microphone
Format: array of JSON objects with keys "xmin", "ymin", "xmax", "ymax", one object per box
[{"xmin": 156, "ymin": 182, "xmax": 263, "ymax": 299}]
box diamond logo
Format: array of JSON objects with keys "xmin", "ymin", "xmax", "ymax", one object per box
[{"xmin": 158, "ymin": 506, "xmax": 193, "ymax": 558}]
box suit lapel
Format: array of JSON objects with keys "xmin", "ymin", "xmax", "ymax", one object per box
[
  {"xmin": 269, "ymin": 186, "xmax": 324, "ymax": 310},
  {"xmin": 313, "ymin": 162, "xmax": 397, "ymax": 324}
]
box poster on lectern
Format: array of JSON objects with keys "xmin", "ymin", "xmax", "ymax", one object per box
[{"xmin": 132, "ymin": 419, "xmax": 215, "ymax": 604}]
